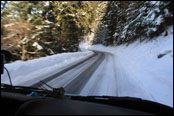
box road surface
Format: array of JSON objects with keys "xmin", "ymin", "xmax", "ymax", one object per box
[{"xmin": 31, "ymin": 51, "xmax": 106, "ymax": 94}]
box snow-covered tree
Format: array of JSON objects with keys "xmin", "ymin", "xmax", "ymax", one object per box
[
  {"xmin": 2, "ymin": 1, "xmax": 105, "ymax": 61},
  {"xmin": 93, "ymin": 1, "xmax": 173, "ymax": 46}
]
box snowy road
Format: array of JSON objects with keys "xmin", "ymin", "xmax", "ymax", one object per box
[
  {"xmin": 1, "ymin": 47, "xmax": 173, "ymax": 107},
  {"xmin": 30, "ymin": 50, "xmax": 161, "ymax": 103},
  {"xmin": 31, "ymin": 51, "xmax": 105, "ymax": 94}
]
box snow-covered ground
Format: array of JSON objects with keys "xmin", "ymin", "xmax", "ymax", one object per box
[
  {"xmin": 1, "ymin": 26, "xmax": 173, "ymax": 107},
  {"xmin": 1, "ymin": 51, "xmax": 94, "ymax": 86},
  {"xmin": 81, "ymin": 26, "xmax": 173, "ymax": 107}
]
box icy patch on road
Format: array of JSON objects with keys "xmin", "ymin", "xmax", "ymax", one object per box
[{"xmin": 1, "ymin": 51, "xmax": 94, "ymax": 86}]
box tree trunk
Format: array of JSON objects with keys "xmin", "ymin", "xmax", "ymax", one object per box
[{"xmin": 21, "ymin": 44, "xmax": 26, "ymax": 61}]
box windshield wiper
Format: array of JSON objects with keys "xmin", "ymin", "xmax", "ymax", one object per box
[
  {"xmin": 1, "ymin": 83, "xmax": 50, "ymax": 93},
  {"xmin": 1, "ymin": 83, "xmax": 65, "ymax": 98}
]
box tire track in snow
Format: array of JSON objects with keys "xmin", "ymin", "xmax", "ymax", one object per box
[
  {"xmin": 110, "ymin": 53, "xmax": 119, "ymax": 96},
  {"xmin": 80, "ymin": 53, "xmax": 109, "ymax": 95}
]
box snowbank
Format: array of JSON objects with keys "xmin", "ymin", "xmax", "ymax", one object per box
[{"xmin": 1, "ymin": 51, "xmax": 94, "ymax": 86}]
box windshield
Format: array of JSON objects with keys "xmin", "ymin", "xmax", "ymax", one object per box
[{"xmin": 1, "ymin": 1, "xmax": 173, "ymax": 108}]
